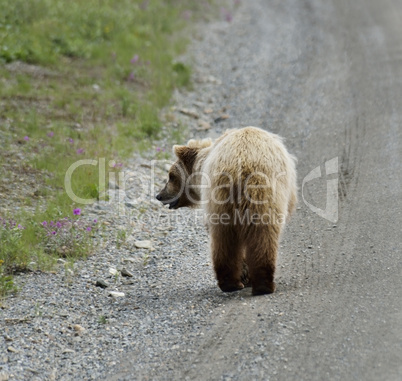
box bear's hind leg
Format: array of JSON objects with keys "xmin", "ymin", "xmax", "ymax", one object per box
[
  {"xmin": 246, "ymin": 226, "xmax": 280, "ymax": 295},
  {"xmin": 210, "ymin": 226, "xmax": 244, "ymax": 292}
]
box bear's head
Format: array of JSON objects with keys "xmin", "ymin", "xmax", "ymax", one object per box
[{"xmin": 156, "ymin": 139, "xmax": 212, "ymax": 209}]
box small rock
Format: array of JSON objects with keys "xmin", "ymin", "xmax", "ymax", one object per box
[
  {"xmin": 7, "ymin": 346, "xmax": 18, "ymax": 353},
  {"xmin": 94, "ymin": 203, "xmax": 108, "ymax": 211},
  {"xmin": 57, "ymin": 258, "xmax": 66, "ymax": 264},
  {"xmin": 73, "ymin": 324, "xmax": 86, "ymax": 334},
  {"xmin": 49, "ymin": 369, "xmax": 57, "ymax": 381},
  {"xmin": 197, "ymin": 120, "xmax": 211, "ymax": 131},
  {"xmin": 109, "ymin": 268, "xmax": 119, "ymax": 276},
  {"xmin": 109, "ymin": 180, "xmax": 119, "ymax": 189},
  {"xmin": 179, "ymin": 108, "xmax": 199, "ymax": 119},
  {"xmin": 134, "ymin": 240, "xmax": 153, "ymax": 249},
  {"xmin": 208, "ymin": 75, "xmax": 222, "ymax": 84},
  {"xmin": 204, "ymin": 107, "xmax": 213, "ymax": 114},
  {"xmin": 62, "ymin": 348, "xmax": 75, "ymax": 354},
  {"xmin": 125, "ymin": 202, "xmax": 136, "ymax": 208},
  {"xmin": 26, "ymin": 368, "xmax": 39, "ymax": 374},
  {"xmin": 214, "ymin": 114, "xmax": 230, "ymax": 123},
  {"xmin": 196, "ymin": 75, "xmax": 222, "ymax": 85},
  {"xmin": 307, "ymin": 245, "xmax": 313, "ymax": 249},
  {"xmin": 108, "ymin": 291, "xmax": 125, "ymax": 298},
  {"xmin": 122, "ymin": 279, "xmax": 135, "ymax": 285},
  {"xmin": 122, "ymin": 257, "xmax": 137, "ymax": 263},
  {"xmin": 192, "ymin": 101, "xmax": 205, "ymax": 108},
  {"xmin": 121, "ymin": 268, "xmax": 134, "ymax": 277},
  {"xmin": 0, "ymin": 372, "xmax": 9, "ymax": 381},
  {"xmin": 95, "ymin": 279, "xmax": 109, "ymax": 288}
]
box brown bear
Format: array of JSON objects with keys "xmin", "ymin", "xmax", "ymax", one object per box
[{"xmin": 156, "ymin": 126, "xmax": 297, "ymax": 295}]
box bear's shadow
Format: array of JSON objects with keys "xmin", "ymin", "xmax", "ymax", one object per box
[{"xmin": 131, "ymin": 277, "xmax": 298, "ymax": 306}]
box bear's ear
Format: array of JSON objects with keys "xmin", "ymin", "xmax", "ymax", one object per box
[{"xmin": 173, "ymin": 145, "xmax": 199, "ymax": 173}]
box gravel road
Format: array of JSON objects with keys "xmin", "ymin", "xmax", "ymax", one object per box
[
  {"xmin": 2, "ymin": 0, "xmax": 401, "ymax": 380},
  {"xmin": 111, "ymin": 0, "xmax": 402, "ymax": 379}
]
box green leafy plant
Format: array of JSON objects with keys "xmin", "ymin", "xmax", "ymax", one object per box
[
  {"xmin": 39, "ymin": 209, "xmax": 98, "ymax": 257},
  {"xmin": 98, "ymin": 315, "xmax": 108, "ymax": 324},
  {"xmin": 0, "ymin": 264, "xmax": 18, "ymax": 299},
  {"xmin": 116, "ymin": 229, "xmax": 127, "ymax": 249},
  {"xmin": 143, "ymin": 252, "xmax": 150, "ymax": 266},
  {"xmin": 0, "ymin": 218, "xmax": 30, "ymax": 272},
  {"xmin": 0, "ymin": 219, "xmax": 27, "ymax": 297}
]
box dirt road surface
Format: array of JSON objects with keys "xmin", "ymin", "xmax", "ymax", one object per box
[{"xmin": 111, "ymin": 0, "xmax": 402, "ymax": 379}]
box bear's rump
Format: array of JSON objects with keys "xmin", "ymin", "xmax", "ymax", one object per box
[{"xmin": 201, "ymin": 126, "xmax": 294, "ymax": 228}]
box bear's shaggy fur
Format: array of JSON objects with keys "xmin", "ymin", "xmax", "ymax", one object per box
[{"xmin": 156, "ymin": 126, "xmax": 297, "ymax": 295}]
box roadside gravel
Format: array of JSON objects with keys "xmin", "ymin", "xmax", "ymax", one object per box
[
  {"xmin": 0, "ymin": 8, "xmax": 242, "ymax": 381},
  {"xmin": 0, "ymin": 148, "xmax": 215, "ymax": 380}
]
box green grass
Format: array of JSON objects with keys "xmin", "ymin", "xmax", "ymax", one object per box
[{"xmin": 0, "ymin": 0, "xmax": 219, "ymax": 297}]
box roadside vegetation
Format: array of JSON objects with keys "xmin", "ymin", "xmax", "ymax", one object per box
[{"xmin": 0, "ymin": 0, "xmax": 223, "ymax": 298}]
